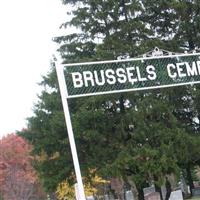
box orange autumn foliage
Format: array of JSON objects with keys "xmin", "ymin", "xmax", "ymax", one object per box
[{"xmin": 0, "ymin": 133, "xmax": 44, "ymax": 200}]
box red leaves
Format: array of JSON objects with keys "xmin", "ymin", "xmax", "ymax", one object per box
[{"xmin": 0, "ymin": 134, "xmax": 38, "ymax": 200}]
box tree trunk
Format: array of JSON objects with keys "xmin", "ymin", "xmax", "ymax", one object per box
[
  {"xmin": 165, "ymin": 177, "xmax": 172, "ymax": 200},
  {"xmin": 155, "ymin": 184, "xmax": 163, "ymax": 200},
  {"xmin": 138, "ymin": 187, "xmax": 144, "ymax": 200},
  {"xmin": 186, "ymin": 164, "xmax": 194, "ymax": 195}
]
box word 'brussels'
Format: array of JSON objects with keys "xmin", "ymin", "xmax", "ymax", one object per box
[{"xmin": 72, "ymin": 65, "xmax": 156, "ymax": 88}]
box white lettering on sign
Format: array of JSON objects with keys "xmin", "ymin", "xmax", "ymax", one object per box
[
  {"xmin": 71, "ymin": 65, "xmax": 157, "ymax": 88},
  {"xmin": 105, "ymin": 69, "xmax": 116, "ymax": 84},
  {"xmin": 126, "ymin": 67, "xmax": 138, "ymax": 84},
  {"xmin": 167, "ymin": 61, "xmax": 200, "ymax": 79},
  {"xmin": 94, "ymin": 70, "xmax": 105, "ymax": 85},
  {"xmin": 83, "ymin": 71, "xmax": 95, "ymax": 87},
  {"xmin": 71, "ymin": 72, "xmax": 83, "ymax": 88},
  {"xmin": 70, "ymin": 60, "xmax": 200, "ymax": 90},
  {"xmin": 116, "ymin": 68, "xmax": 127, "ymax": 83},
  {"xmin": 146, "ymin": 65, "xmax": 157, "ymax": 80}
]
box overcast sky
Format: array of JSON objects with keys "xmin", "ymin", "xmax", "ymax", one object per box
[{"xmin": 0, "ymin": 0, "xmax": 68, "ymax": 138}]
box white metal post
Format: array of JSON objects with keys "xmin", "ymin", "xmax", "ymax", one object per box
[{"xmin": 55, "ymin": 62, "xmax": 86, "ymax": 200}]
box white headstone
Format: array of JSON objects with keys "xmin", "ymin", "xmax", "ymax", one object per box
[
  {"xmin": 169, "ymin": 190, "xmax": 183, "ymax": 200},
  {"xmin": 125, "ymin": 190, "xmax": 135, "ymax": 200},
  {"xmin": 86, "ymin": 196, "xmax": 95, "ymax": 200},
  {"xmin": 143, "ymin": 186, "xmax": 156, "ymax": 196},
  {"xmin": 104, "ymin": 194, "xmax": 109, "ymax": 200},
  {"xmin": 161, "ymin": 185, "xmax": 167, "ymax": 200}
]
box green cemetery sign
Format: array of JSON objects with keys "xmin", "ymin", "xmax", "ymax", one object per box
[{"xmin": 63, "ymin": 53, "xmax": 200, "ymax": 98}]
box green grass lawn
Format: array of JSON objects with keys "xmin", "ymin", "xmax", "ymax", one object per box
[{"xmin": 187, "ymin": 198, "xmax": 200, "ymax": 200}]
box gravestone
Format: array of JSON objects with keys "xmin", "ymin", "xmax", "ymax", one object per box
[
  {"xmin": 143, "ymin": 186, "xmax": 155, "ymax": 196},
  {"xmin": 104, "ymin": 194, "xmax": 115, "ymax": 200},
  {"xmin": 192, "ymin": 187, "xmax": 200, "ymax": 196},
  {"xmin": 179, "ymin": 173, "xmax": 188, "ymax": 195},
  {"xmin": 144, "ymin": 192, "xmax": 161, "ymax": 200},
  {"xmin": 86, "ymin": 196, "xmax": 95, "ymax": 200},
  {"xmin": 161, "ymin": 185, "xmax": 167, "ymax": 200},
  {"xmin": 169, "ymin": 190, "xmax": 183, "ymax": 200},
  {"xmin": 104, "ymin": 194, "xmax": 109, "ymax": 200},
  {"xmin": 125, "ymin": 190, "xmax": 135, "ymax": 200}
]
